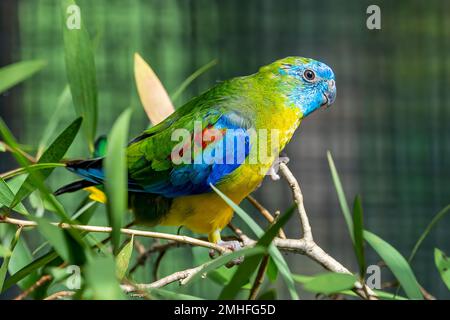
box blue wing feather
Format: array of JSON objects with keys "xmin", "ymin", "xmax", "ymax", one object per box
[{"xmin": 68, "ymin": 111, "xmax": 253, "ymax": 198}]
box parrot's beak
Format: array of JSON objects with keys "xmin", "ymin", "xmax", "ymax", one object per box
[{"xmin": 322, "ymin": 79, "xmax": 336, "ymax": 108}]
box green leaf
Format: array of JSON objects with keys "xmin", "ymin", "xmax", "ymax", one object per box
[
  {"xmin": 303, "ymin": 272, "xmax": 358, "ymax": 295},
  {"xmin": 62, "ymin": 0, "xmax": 98, "ymax": 152},
  {"xmin": 338, "ymin": 289, "xmax": 408, "ymax": 300},
  {"xmin": 2, "ymin": 251, "xmax": 58, "ymax": 292},
  {"xmin": 409, "ymin": 204, "xmax": 450, "ymax": 263},
  {"xmin": 434, "ymin": 248, "xmax": 450, "ymax": 291},
  {"xmin": 327, "ymin": 151, "xmax": 353, "ymax": 243},
  {"xmin": 105, "ymin": 109, "xmax": 132, "ymax": 254},
  {"xmin": 33, "ymin": 216, "xmax": 85, "ymax": 265},
  {"xmin": 0, "ymin": 177, "xmax": 29, "ymax": 215},
  {"xmin": 211, "ymin": 184, "xmax": 299, "ymax": 300},
  {"xmin": 0, "ymin": 227, "xmax": 22, "ymax": 291},
  {"xmin": 257, "ymin": 289, "xmax": 277, "ymax": 300},
  {"xmin": 219, "ymin": 205, "xmax": 295, "ymax": 299},
  {"xmin": 0, "ymin": 121, "xmax": 89, "ymax": 265},
  {"xmin": 266, "ymin": 256, "xmax": 278, "ymax": 282},
  {"xmin": 13, "ymin": 117, "xmax": 82, "ymax": 205},
  {"xmin": 292, "ymin": 274, "xmax": 314, "ymax": 284},
  {"xmin": 171, "ymin": 59, "xmax": 218, "ymax": 102},
  {"xmin": 352, "ymin": 195, "xmax": 366, "ymax": 277},
  {"xmin": 0, "ymin": 244, "xmax": 11, "ymax": 258},
  {"xmin": 85, "ymin": 255, "xmax": 126, "ymax": 300},
  {"xmin": 37, "ymin": 85, "xmax": 72, "ymax": 155},
  {"xmin": 0, "ymin": 119, "xmax": 71, "ymax": 222},
  {"xmin": 116, "ymin": 236, "xmax": 134, "ymax": 279},
  {"xmin": 0, "ymin": 60, "xmax": 46, "ymax": 94},
  {"xmin": 146, "ymin": 288, "xmax": 204, "ymax": 300},
  {"xmin": 1, "ymin": 163, "xmax": 66, "ymax": 181},
  {"xmin": 364, "ymin": 230, "xmax": 423, "ymax": 299}
]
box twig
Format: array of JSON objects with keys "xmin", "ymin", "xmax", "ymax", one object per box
[
  {"xmin": 0, "ymin": 216, "xmax": 227, "ymax": 254},
  {"xmin": 420, "ymin": 286, "xmax": 436, "ymax": 300},
  {"xmin": 247, "ymin": 195, "xmax": 286, "ymax": 239},
  {"xmin": 13, "ymin": 274, "xmax": 52, "ymax": 300},
  {"xmin": 44, "ymin": 291, "xmax": 75, "ymax": 300},
  {"xmin": 278, "ymin": 163, "xmax": 312, "ymax": 241},
  {"xmin": 153, "ymin": 250, "xmax": 167, "ymax": 280},
  {"xmin": 122, "ymin": 264, "xmax": 205, "ymax": 293},
  {"xmin": 248, "ymin": 255, "xmax": 270, "ymax": 300},
  {"xmin": 277, "ymin": 163, "xmax": 376, "ymax": 300},
  {"xmin": 0, "ymin": 140, "xmax": 36, "ymax": 163}
]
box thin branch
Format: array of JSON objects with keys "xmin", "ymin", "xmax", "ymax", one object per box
[
  {"xmin": 247, "ymin": 195, "xmax": 286, "ymax": 239},
  {"xmin": 13, "ymin": 274, "xmax": 52, "ymax": 300},
  {"xmin": 0, "ymin": 140, "xmax": 36, "ymax": 163},
  {"xmin": 248, "ymin": 255, "xmax": 270, "ymax": 300},
  {"xmin": 278, "ymin": 163, "xmax": 312, "ymax": 241},
  {"xmin": 153, "ymin": 250, "xmax": 167, "ymax": 280},
  {"xmin": 276, "ymin": 163, "xmax": 376, "ymax": 300},
  {"xmin": 122, "ymin": 264, "xmax": 205, "ymax": 293},
  {"xmin": 44, "ymin": 291, "xmax": 75, "ymax": 300},
  {"xmin": 0, "ymin": 215, "xmax": 227, "ymax": 254}
]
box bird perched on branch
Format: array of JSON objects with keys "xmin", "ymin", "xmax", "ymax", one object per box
[{"xmin": 55, "ymin": 56, "xmax": 336, "ymax": 251}]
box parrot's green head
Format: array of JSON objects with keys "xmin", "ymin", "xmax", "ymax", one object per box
[{"xmin": 259, "ymin": 56, "xmax": 336, "ymax": 117}]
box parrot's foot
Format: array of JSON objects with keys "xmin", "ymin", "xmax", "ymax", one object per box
[
  {"xmin": 267, "ymin": 156, "xmax": 290, "ymax": 180},
  {"xmin": 209, "ymin": 240, "xmax": 244, "ymax": 267}
]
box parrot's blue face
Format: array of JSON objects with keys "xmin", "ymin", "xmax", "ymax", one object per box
[{"xmin": 278, "ymin": 57, "xmax": 336, "ymax": 117}]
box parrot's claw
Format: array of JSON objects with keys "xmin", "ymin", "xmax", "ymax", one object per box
[
  {"xmin": 209, "ymin": 240, "xmax": 244, "ymax": 267},
  {"xmin": 268, "ymin": 156, "xmax": 290, "ymax": 181}
]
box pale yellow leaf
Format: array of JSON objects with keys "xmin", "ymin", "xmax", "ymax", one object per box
[{"xmin": 134, "ymin": 53, "xmax": 175, "ymax": 125}]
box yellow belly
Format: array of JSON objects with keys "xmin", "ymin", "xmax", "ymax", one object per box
[{"xmin": 160, "ymin": 162, "xmax": 266, "ymax": 236}]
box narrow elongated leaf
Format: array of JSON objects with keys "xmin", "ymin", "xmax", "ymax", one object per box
[
  {"xmin": 211, "ymin": 184, "xmax": 299, "ymax": 300},
  {"xmin": 266, "ymin": 257, "xmax": 278, "ymax": 282},
  {"xmin": 434, "ymin": 248, "xmax": 450, "ymax": 290},
  {"xmin": 85, "ymin": 255, "xmax": 125, "ymax": 300},
  {"xmin": 2, "ymin": 251, "xmax": 58, "ymax": 293},
  {"xmin": 37, "ymin": 85, "xmax": 72, "ymax": 155},
  {"xmin": 338, "ymin": 289, "xmax": 408, "ymax": 300},
  {"xmin": 105, "ymin": 109, "xmax": 132, "ymax": 254},
  {"xmin": 219, "ymin": 205, "xmax": 295, "ymax": 299},
  {"xmin": 0, "ymin": 60, "xmax": 46, "ymax": 94},
  {"xmin": 116, "ymin": 236, "xmax": 134, "ymax": 279},
  {"xmin": 62, "ymin": 0, "xmax": 98, "ymax": 152},
  {"xmin": 364, "ymin": 230, "xmax": 423, "ymax": 299},
  {"xmin": 33, "ymin": 217, "xmax": 85, "ymax": 265},
  {"xmin": 0, "ymin": 119, "xmax": 86, "ymax": 247},
  {"xmin": 1, "ymin": 163, "xmax": 65, "ymax": 181},
  {"xmin": 352, "ymin": 195, "xmax": 366, "ymax": 277},
  {"xmin": 294, "ymin": 274, "xmax": 409, "ymax": 300},
  {"xmin": 409, "ymin": 204, "xmax": 450, "ymax": 262},
  {"xmin": 171, "ymin": 59, "xmax": 218, "ymax": 102},
  {"xmin": 303, "ymin": 272, "xmax": 358, "ymax": 295},
  {"xmin": 0, "ymin": 177, "xmax": 29, "ymax": 215},
  {"xmin": 13, "ymin": 118, "xmax": 82, "ymax": 205},
  {"xmin": 146, "ymin": 288, "xmax": 204, "ymax": 300},
  {"xmin": 134, "ymin": 53, "xmax": 174, "ymax": 125},
  {"xmin": 0, "ymin": 227, "xmax": 22, "ymax": 291},
  {"xmin": 327, "ymin": 151, "xmax": 353, "ymax": 242},
  {"xmin": 0, "ymin": 245, "xmax": 11, "ymax": 258}
]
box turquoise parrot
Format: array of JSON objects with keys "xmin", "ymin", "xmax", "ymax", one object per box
[{"xmin": 55, "ymin": 56, "xmax": 336, "ymax": 248}]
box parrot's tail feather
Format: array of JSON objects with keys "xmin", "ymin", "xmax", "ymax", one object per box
[{"xmin": 54, "ymin": 179, "xmax": 97, "ymax": 196}]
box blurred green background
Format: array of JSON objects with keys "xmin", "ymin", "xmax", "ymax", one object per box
[{"xmin": 0, "ymin": 0, "xmax": 449, "ymax": 299}]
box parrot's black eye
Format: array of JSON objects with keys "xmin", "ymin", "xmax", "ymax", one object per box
[{"xmin": 303, "ymin": 69, "xmax": 316, "ymax": 82}]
